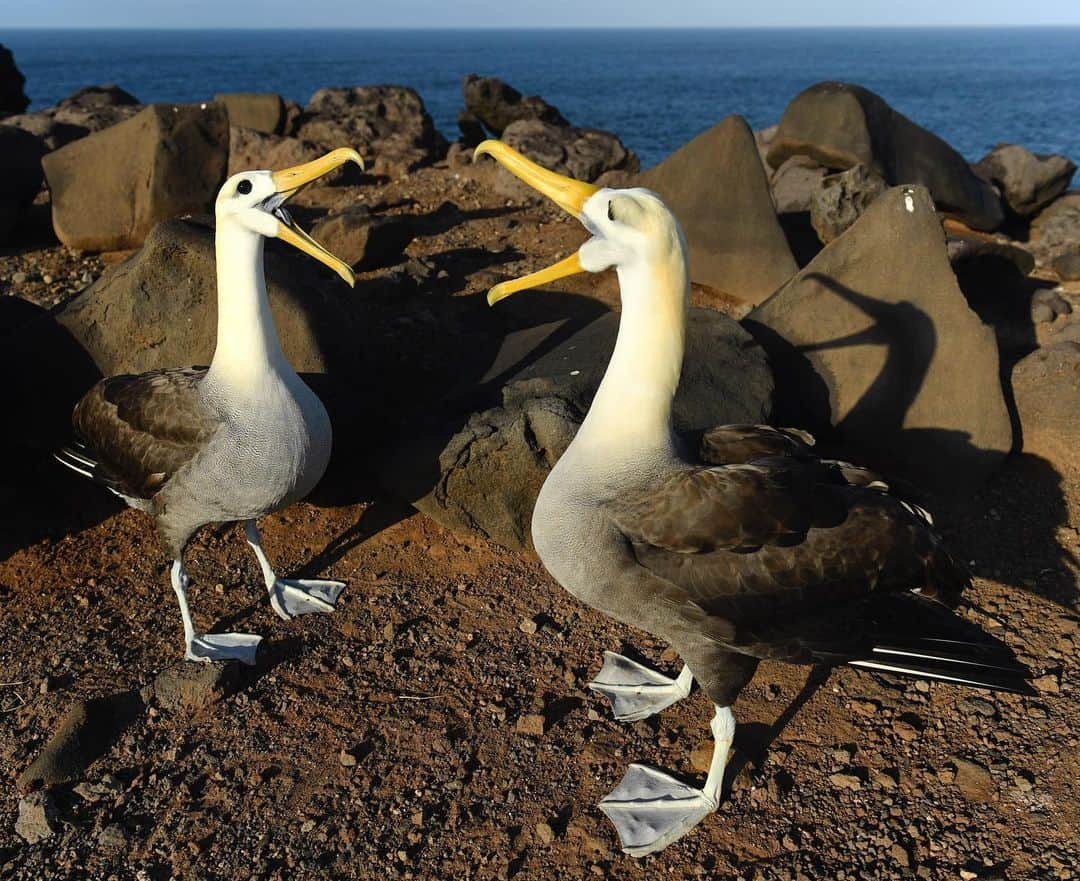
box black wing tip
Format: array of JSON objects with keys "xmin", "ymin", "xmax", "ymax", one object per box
[{"xmin": 850, "ymin": 642, "xmax": 1035, "ymax": 695}]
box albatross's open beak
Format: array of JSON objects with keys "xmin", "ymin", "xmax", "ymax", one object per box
[
  {"xmin": 473, "ymin": 140, "xmax": 598, "ymax": 305},
  {"xmin": 269, "ymin": 147, "xmax": 365, "ymax": 287}
]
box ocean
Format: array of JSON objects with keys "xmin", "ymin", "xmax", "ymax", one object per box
[{"xmin": 6, "ymin": 28, "xmax": 1080, "ymax": 168}]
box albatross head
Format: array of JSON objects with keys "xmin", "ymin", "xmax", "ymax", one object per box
[
  {"xmin": 473, "ymin": 140, "xmax": 686, "ymax": 306},
  {"xmin": 215, "ymin": 147, "xmax": 365, "ymax": 287}
]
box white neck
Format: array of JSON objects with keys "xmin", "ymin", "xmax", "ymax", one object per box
[
  {"xmin": 572, "ymin": 244, "xmax": 688, "ymax": 462},
  {"xmin": 205, "ymin": 218, "xmax": 288, "ymax": 389}
]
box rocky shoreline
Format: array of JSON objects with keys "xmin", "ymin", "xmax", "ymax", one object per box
[{"xmin": 1, "ymin": 43, "xmax": 1078, "ymax": 881}]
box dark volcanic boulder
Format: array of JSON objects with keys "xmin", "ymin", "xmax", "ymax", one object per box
[
  {"xmin": 0, "ymin": 125, "xmax": 46, "ymax": 242},
  {"xmin": 296, "ymin": 86, "xmax": 447, "ymax": 176},
  {"xmin": 227, "ymin": 126, "xmax": 324, "ymax": 177},
  {"xmin": 0, "ymin": 44, "xmax": 29, "ymax": 116},
  {"xmin": 745, "ymin": 185, "xmax": 1012, "ymax": 495},
  {"xmin": 2, "ymin": 112, "xmax": 88, "ymax": 151},
  {"xmin": 397, "ymin": 308, "xmax": 775, "ymax": 551},
  {"xmin": 462, "ymin": 74, "xmax": 568, "ymax": 137},
  {"xmin": 50, "ymin": 84, "xmax": 140, "ymax": 136},
  {"xmin": 1051, "ymin": 251, "xmax": 1080, "ymax": 282},
  {"xmin": 4, "ymin": 84, "xmax": 141, "ymax": 150},
  {"xmin": 810, "ymin": 164, "xmax": 888, "ymax": 244},
  {"xmin": 55, "ymin": 217, "xmax": 362, "ymax": 378},
  {"xmin": 767, "ymin": 82, "xmax": 1004, "ymax": 231},
  {"xmin": 214, "ymin": 92, "xmax": 284, "ymax": 134},
  {"xmin": 975, "ymin": 144, "xmax": 1076, "ymax": 217},
  {"xmin": 1011, "ymin": 342, "xmax": 1080, "ymax": 463},
  {"xmin": 1029, "ymin": 192, "xmax": 1080, "ymax": 268},
  {"xmin": 42, "ymin": 103, "xmax": 228, "ymax": 251},
  {"xmin": 501, "ymin": 118, "xmax": 638, "ymax": 183},
  {"xmin": 770, "ymin": 156, "xmax": 828, "ymax": 215},
  {"xmin": 638, "ymin": 116, "xmax": 797, "ymax": 306}
]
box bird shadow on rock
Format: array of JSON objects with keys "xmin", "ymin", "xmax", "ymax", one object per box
[
  {"xmin": 360, "ymin": 287, "xmax": 611, "ymax": 513},
  {"xmin": 744, "ymin": 272, "xmax": 1075, "ymax": 607},
  {"xmin": 408, "ymin": 201, "xmax": 518, "ymax": 237}
]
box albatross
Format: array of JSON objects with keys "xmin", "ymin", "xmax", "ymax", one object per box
[
  {"xmin": 55, "ymin": 147, "xmax": 364, "ymax": 665},
  {"xmin": 474, "ymin": 140, "xmax": 1032, "ymax": 856}
]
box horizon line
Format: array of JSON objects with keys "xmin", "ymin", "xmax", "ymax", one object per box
[{"xmin": 6, "ymin": 23, "xmax": 1080, "ymax": 30}]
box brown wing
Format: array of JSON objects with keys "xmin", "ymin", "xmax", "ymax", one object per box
[
  {"xmin": 71, "ymin": 367, "xmax": 221, "ymax": 500},
  {"xmin": 608, "ymin": 453, "xmax": 967, "ymax": 661},
  {"xmin": 697, "ymin": 424, "xmax": 817, "ymax": 465}
]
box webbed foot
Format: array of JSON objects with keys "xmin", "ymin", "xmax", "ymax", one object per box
[
  {"xmin": 599, "ymin": 763, "xmax": 717, "ymax": 857},
  {"xmin": 186, "ymin": 632, "xmax": 262, "ymax": 665},
  {"xmin": 588, "ymin": 651, "xmax": 692, "ymax": 721},
  {"xmin": 269, "ymin": 578, "xmax": 345, "ymax": 620}
]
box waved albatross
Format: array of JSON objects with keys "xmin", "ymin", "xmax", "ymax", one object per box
[
  {"xmin": 474, "ymin": 140, "xmax": 1032, "ymax": 856},
  {"xmin": 55, "ymin": 148, "xmax": 364, "ymax": 665}
]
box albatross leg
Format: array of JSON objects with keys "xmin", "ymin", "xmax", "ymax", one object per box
[
  {"xmin": 599, "ymin": 704, "xmax": 734, "ymax": 857},
  {"xmin": 170, "ymin": 560, "xmax": 262, "ymax": 665},
  {"xmin": 588, "ymin": 651, "xmax": 693, "ymax": 721},
  {"xmin": 244, "ymin": 520, "xmax": 344, "ymax": 621}
]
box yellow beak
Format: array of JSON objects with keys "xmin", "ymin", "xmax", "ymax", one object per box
[
  {"xmin": 473, "ymin": 139, "xmax": 598, "ymax": 305},
  {"xmin": 270, "ymin": 148, "xmax": 365, "ymax": 287}
]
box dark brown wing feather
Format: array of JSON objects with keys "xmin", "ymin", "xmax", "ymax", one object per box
[
  {"xmin": 697, "ymin": 424, "xmax": 817, "ymax": 465},
  {"xmin": 608, "ymin": 429, "xmax": 968, "ymax": 663},
  {"xmin": 71, "ymin": 367, "xmax": 220, "ymax": 500}
]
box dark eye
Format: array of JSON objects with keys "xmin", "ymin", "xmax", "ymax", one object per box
[
  {"xmin": 236, "ymin": 179, "xmax": 252, "ymax": 195},
  {"xmin": 607, "ymin": 200, "xmax": 615, "ymax": 221}
]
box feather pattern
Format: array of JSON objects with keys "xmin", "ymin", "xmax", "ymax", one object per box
[
  {"xmin": 607, "ymin": 424, "xmax": 976, "ymax": 666},
  {"xmin": 65, "ymin": 367, "xmax": 221, "ymax": 501}
]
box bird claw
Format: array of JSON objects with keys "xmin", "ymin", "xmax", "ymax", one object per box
[
  {"xmin": 186, "ymin": 632, "xmax": 262, "ymax": 665},
  {"xmin": 269, "ymin": 578, "xmax": 345, "ymax": 620},
  {"xmin": 599, "ymin": 763, "xmax": 718, "ymax": 857},
  {"xmin": 588, "ymin": 651, "xmax": 691, "ymax": 721}
]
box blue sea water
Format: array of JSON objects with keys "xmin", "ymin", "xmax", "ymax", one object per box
[{"xmin": 6, "ymin": 28, "xmax": 1080, "ymax": 168}]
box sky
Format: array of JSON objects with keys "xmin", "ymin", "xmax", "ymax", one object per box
[{"xmin": 7, "ymin": 0, "xmax": 1080, "ymax": 28}]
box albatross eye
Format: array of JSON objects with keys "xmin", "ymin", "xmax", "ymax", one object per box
[
  {"xmin": 607, "ymin": 200, "xmax": 616, "ymax": 222},
  {"xmin": 236, "ymin": 179, "xmax": 253, "ymax": 195}
]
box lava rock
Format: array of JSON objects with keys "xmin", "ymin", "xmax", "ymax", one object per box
[
  {"xmin": 767, "ymin": 81, "xmax": 1004, "ymax": 231},
  {"xmin": 1029, "ymin": 192, "xmax": 1080, "ymax": 268},
  {"xmin": 949, "ymin": 757, "xmax": 997, "ymax": 803},
  {"xmin": 974, "ymin": 143, "xmax": 1076, "ymax": 217},
  {"xmin": 18, "ymin": 691, "xmax": 145, "ymax": 789},
  {"xmin": 810, "ymin": 164, "xmax": 888, "ymax": 244},
  {"xmin": 0, "ymin": 43, "xmax": 29, "ymax": 116},
  {"xmin": 638, "ymin": 115, "xmax": 797, "ymax": 305},
  {"xmin": 15, "ymin": 791, "xmax": 58, "ymax": 844},
  {"xmin": 456, "ymin": 109, "xmax": 487, "ymax": 147},
  {"xmin": 4, "ymin": 84, "xmax": 140, "ymax": 150},
  {"xmin": 501, "ymin": 118, "xmax": 638, "ymax": 184},
  {"xmin": 0, "ymin": 125, "xmax": 46, "ymax": 242},
  {"xmin": 1029, "ymin": 288, "xmax": 1073, "ymax": 324},
  {"xmin": 1011, "ymin": 341, "xmax": 1080, "ymax": 463},
  {"xmin": 227, "ymin": 126, "xmax": 327, "ymax": 178},
  {"xmin": 55, "ymin": 217, "xmax": 363, "ymax": 379},
  {"xmin": 462, "ymin": 74, "xmax": 568, "ymax": 137},
  {"xmin": 1050, "ymin": 249, "xmax": 1080, "ymax": 281},
  {"xmin": 152, "ymin": 661, "xmax": 242, "ymax": 712},
  {"xmin": 394, "ymin": 308, "xmax": 774, "ymax": 552},
  {"xmin": 947, "ymin": 236, "xmax": 1035, "ymax": 277},
  {"xmin": 296, "ymin": 86, "xmax": 447, "ymax": 176},
  {"xmin": 311, "ymin": 207, "xmax": 414, "ymax": 270},
  {"xmin": 745, "ymin": 185, "xmax": 1012, "ymax": 495},
  {"xmin": 43, "ymin": 102, "xmax": 229, "ymax": 251},
  {"xmin": 214, "ymin": 91, "xmax": 285, "ymax": 134},
  {"xmin": 1, "ymin": 111, "xmax": 88, "ymax": 151},
  {"xmin": 770, "ymin": 155, "xmax": 828, "ymax": 215}
]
